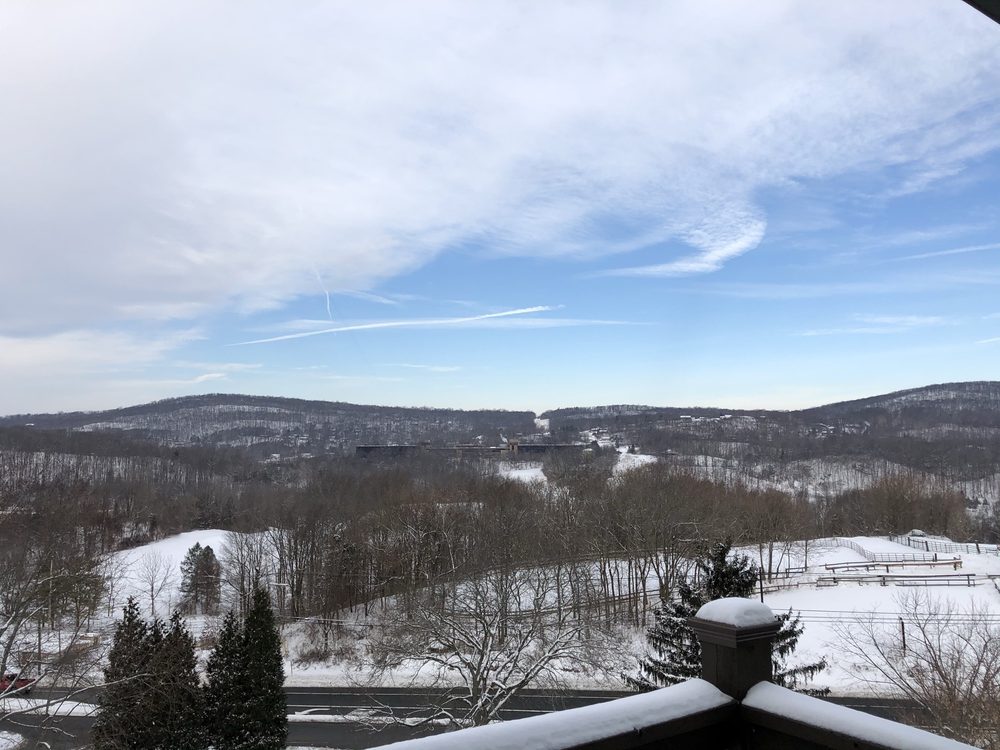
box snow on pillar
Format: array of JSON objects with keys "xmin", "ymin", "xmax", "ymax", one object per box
[{"xmin": 688, "ymin": 598, "xmax": 780, "ymax": 700}]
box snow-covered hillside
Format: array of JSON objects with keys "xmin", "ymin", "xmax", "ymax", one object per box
[{"xmin": 114, "ymin": 529, "xmax": 231, "ymax": 617}]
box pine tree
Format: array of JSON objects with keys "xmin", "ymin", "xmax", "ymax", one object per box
[
  {"xmin": 199, "ymin": 545, "xmax": 221, "ymax": 615},
  {"xmin": 180, "ymin": 543, "xmax": 222, "ymax": 615},
  {"xmin": 95, "ymin": 601, "xmax": 211, "ymax": 749},
  {"xmin": 240, "ymin": 586, "xmax": 287, "ymax": 749},
  {"xmin": 627, "ymin": 541, "xmax": 825, "ymax": 693},
  {"xmin": 204, "ymin": 611, "xmax": 246, "ymax": 750},
  {"xmin": 179, "ymin": 543, "xmax": 203, "ymax": 614},
  {"xmin": 145, "ymin": 612, "xmax": 206, "ymax": 749},
  {"xmin": 626, "ymin": 541, "xmax": 757, "ymax": 690},
  {"xmin": 205, "ymin": 590, "xmax": 287, "ymax": 749},
  {"xmin": 773, "ymin": 609, "xmax": 829, "ymax": 696},
  {"xmin": 93, "ymin": 598, "xmax": 153, "ymax": 749}
]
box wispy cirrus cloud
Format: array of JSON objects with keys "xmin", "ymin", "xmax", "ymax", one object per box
[
  {"xmin": 707, "ymin": 270, "xmax": 1000, "ymax": 300},
  {"xmin": 602, "ymin": 214, "xmax": 767, "ymax": 278},
  {"xmin": 392, "ymin": 364, "xmax": 463, "ymax": 373},
  {"xmin": 0, "ymin": 329, "xmax": 202, "ymax": 413},
  {"xmin": 234, "ymin": 306, "xmax": 558, "ymax": 345},
  {"xmin": 2, "ymin": 0, "xmax": 999, "ymax": 336},
  {"xmin": 800, "ymin": 314, "xmax": 948, "ymax": 337},
  {"xmin": 893, "ymin": 242, "xmax": 1000, "ymax": 262},
  {"xmin": 172, "ymin": 361, "xmax": 262, "ymax": 372}
]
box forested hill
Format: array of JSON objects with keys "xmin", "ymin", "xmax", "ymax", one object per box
[
  {"xmin": 0, "ymin": 394, "xmax": 537, "ymax": 458},
  {"xmin": 542, "ymin": 381, "xmax": 1000, "ymax": 434},
  {"xmin": 4, "ymin": 383, "xmax": 1000, "ymax": 485},
  {"xmin": 542, "ymin": 382, "xmax": 1000, "ymax": 485}
]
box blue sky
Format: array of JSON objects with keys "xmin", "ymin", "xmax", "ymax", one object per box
[{"xmin": 1, "ymin": 1, "xmax": 999, "ymax": 414}]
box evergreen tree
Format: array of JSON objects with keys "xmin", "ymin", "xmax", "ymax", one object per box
[
  {"xmin": 240, "ymin": 586, "xmax": 287, "ymax": 749},
  {"xmin": 773, "ymin": 609, "xmax": 829, "ymax": 695},
  {"xmin": 180, "ymin": 543, "xmax": 222, "ymax": 615},
  {"xmin": 179, "ymin": 543, "xmax": 203, "ymax": 614},
  {"xmin": 93, "ymin": 598, "xmax": 153, "ymax": 749},
  {"xmin": 627, "ymin": 541, "xmax": 825, "ymax": 693},
  {"xmin": 205, "ymin": 590, "xmax": 286, "ymax": 749},
  {"xmin": 94, "ymin": 601, "xmax": 210, "ymax": 749},
  {"xmin": 145, "ymin": 612, "xmax": 206, "ymax": 749},
  {"xmin": 199, "ymin": 545, "xmax": 221, "ymax": 615},
  {"xmin": 204, "ymin": 611, "xmax": 245, "ymax": 750}
]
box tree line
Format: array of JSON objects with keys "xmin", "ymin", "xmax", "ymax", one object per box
[{"xmin": 94, "ymin": 587, "xmax": 285, "ymax": 750}]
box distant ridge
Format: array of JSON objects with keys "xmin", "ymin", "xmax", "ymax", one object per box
[
  {"xmin": 3, "ymin": 383, "xmax": 1000, "ymax": 502},
  {"xmin": 0, "ymin": 393, "xmax": 537, "ymax": 458}
]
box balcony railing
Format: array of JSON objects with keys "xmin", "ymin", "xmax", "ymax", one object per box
[{"xmin": 370, "ymin": 598, "xmax": 978, "ymax": 750}]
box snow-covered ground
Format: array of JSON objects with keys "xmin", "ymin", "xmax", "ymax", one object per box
[
  {"xmin": 113, "ymin": 529, "xmax": 231, "ymax": 617},
  {"xmin": 760, "ymin": 537, "xmax": 1000, "ymax": 695},
  {"xmin": 52, "ymin": 530, "xmax": 1000, "ymax": 700},
  {"xmin": 613, "ymin": 449, "xmax": 657, "ymax": 475},
  {"xmin": 497, "ymin": 462, "xmax": 547, "ymax": 484},
  {"xmin": 0, "ymin": 698, "xmax": 97, "ymax": 716}
]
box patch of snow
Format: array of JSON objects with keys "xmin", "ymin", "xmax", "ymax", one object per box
[
  {"xmin": 613, "ymin": 451, "xmax": 657, "ymax": 475},
  {"xmin": 375, "ymin": 678, "xmax": 732, "ymax": 750},
  {"xmin": 497, "ymin": 463, "xmax": 547, "ymax": 484},
  {"xmin": 534, "ymin": 417, "xmax": 550, "ymax": 432},
  {"xmin": 0, "ymin": 698, "xmax": 98, "ymax": 716},
  {"xmin": 114, "ymin": 529, "xmax": 232, "ymax": 616},
  {"xmin": 696, "ymin": 598, "xmax": 776, "ymax": 627},
  {"xmin": 0, "ymin": 732, "xmax": 23, "ymax": 750},
  {"xmin": 744, "ymin": 682, "xmax": 975, "ymax": 749}
]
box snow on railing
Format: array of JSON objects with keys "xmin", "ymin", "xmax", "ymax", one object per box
[
  {"xmin": 368, "ymin": 679, "xmax": 735, "ymax": 750},
  {"xmin": 370, "ymin": 599, "xmax": 981, "ymax": 750},
  {"xmin": 743, "ymin": 682, "xmax": 975, "ymax": 750},
  {"xmin": 833, "ymin": 537, "xmax": 942, "ymax": 563},
  {"xmin": 888, "ymin": 534, "xmax": 998, "ymax": 556}
]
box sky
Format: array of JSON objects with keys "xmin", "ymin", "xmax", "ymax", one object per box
[{"xmin": 2, "ymin": 0, "xmax": 1000, "ymax": 416}]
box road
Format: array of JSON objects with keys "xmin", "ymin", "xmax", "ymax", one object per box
[{"xmin": 0, "ymin": 687, "xmax": 926, "ymax": 749}]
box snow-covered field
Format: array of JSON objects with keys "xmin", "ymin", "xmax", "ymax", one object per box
[
  {"xmin": 497, "ymin": 449, "xmax": 658, "ymax": 485},
  {"xmin": 613, "ymin": 449, "xmax": 657, "ymax": 475},
  {"xmin": 761, "ymin": 537, "xmax": 1000, "ymax": 695},
  {"xmin": 497, "ymin": 462, "xmax": 547, "ymax": 484},
  {"xmin": 113, "ymin": 529, "xmax": 231, "ymax": 617},
  {"xmin": 28, "ymin": 528, "xmax": 1000, "ymax": 700}
]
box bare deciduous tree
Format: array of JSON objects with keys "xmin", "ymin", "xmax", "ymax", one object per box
[
  {"xmin": 135, "ymin": 551, "xmax": 175, "ymax": 618},
  {"xmin": 369, "ymin": 566, "xmax": 622, "ymax": 727},
  {"xmin": 835, "ymin": 591, "xmax": 1000, "ymax": 749}
]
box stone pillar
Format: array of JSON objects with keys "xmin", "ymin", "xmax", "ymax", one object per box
[{"xmin": 688, "ymin": 598, "xmax": 780, "ymax": 700}]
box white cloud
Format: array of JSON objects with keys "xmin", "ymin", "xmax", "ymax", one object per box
[
  {"xmin": 241, "ymin": 308, "xmax": 638, "ymax": 344},
  {"xmin": 173, "ymin": 361, "xmax": 262, "ymax": 372},
  {"xmin": 0, "ymin": 329, "xmax": 196, "ymax": 374},
  {"xmin": 853, "ymin": 315, "xmax": 947, "ymax": 327},
  {"xmin": 1, "ymin": 0, "xmax": 998, "ymax": 335},
  {"xmin": 392, "ymin": 364, "xmax": 463, "ymax": 373},
  {"xmin": 801, "ymin": 314, "xmax": 948, "ymax": 336},
  {"xmin": 895, "ymin": 242, "xmax": 1000, "ymax": 261},
  {"xmin": 0, "ymin": 329, "xmax": 199, "ymax": 413},
  {"xmin": 233, "ymin": 306, "xmax": 559, "ymax": 345}
]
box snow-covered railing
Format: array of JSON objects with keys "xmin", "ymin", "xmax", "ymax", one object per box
[
  {"xmin": 370, "ymin": 679, "xmax": 737, "ymax": 750},
  {"xmin": 743, "ymin": 682, "xmax": 974, "ymax": 750},
  {"xmin": 833, "ymin": 537, "xmax": 943, "ymax": 563},
  {"xmin": 889, "ymin": 535, "xmax": 998, "ymax": 556},
  {"xmin": 370, "ymin": 598, "xmax": 979, "ymax": 750}
]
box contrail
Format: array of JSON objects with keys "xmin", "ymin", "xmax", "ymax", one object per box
[
  {"xmin": 232, "ymin": 306, "xmax": 557, "ymax": 345},
  {"xmin": 311, "ymin": 266, "xmax": 334, "ymax": 321}
]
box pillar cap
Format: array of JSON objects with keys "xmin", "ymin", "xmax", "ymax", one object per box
[{"xmin": 689, "ymin": 598, "xmax": 780, "ymax": 647}]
